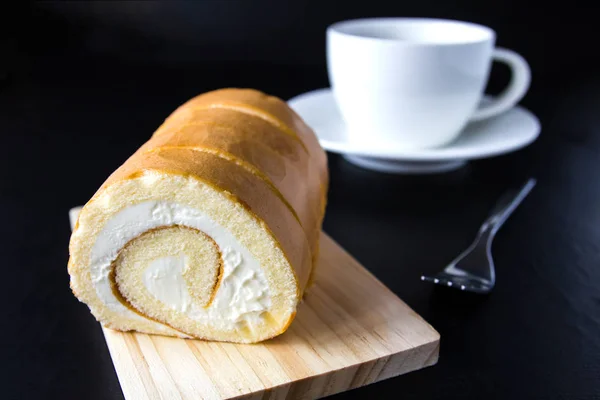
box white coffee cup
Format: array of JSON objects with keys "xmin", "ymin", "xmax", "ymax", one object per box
[{"xmin": 327, "ymin": 18, "xmax": 531, "ymax": 149}]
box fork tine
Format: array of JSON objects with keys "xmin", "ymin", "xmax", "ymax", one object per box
[{"xmin": 422, "ymin": 274, "xmax": 450, "ymax": 286}]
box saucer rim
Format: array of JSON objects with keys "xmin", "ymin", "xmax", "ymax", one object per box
[
  {"xmin": 288, "ymin": 88, "xmax": 541, "ymax": 161},
  {"xmin": 343, "ymin": 155, "xmax": 467, "ymax": 174}
]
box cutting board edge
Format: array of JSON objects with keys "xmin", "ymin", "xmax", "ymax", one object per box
[{"xmin": 215, "ymin": 336, "xmax": 440, "ymax": 400}]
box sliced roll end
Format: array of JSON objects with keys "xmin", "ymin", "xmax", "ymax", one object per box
[{"xmin": 70, "ymin": 171, "xmax": 301, "ymax": 343}]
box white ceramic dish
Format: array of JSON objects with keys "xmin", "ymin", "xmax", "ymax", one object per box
[{"xmin": 288, "ymin": 88, "xmax": 541, "ymax": 173}]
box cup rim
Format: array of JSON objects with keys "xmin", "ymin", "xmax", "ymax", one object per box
[{"xmin": 327, "ymin": 17, "xmax": 496, "ymax": 46}]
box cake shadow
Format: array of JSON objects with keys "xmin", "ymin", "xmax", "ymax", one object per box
[{"xmin": 263, "ymin": 233, "xmax": 421, "ymax": 363}]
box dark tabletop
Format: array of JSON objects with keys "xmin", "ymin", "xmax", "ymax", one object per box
[{"xmin": 2, "ymin": 6, "xmax": 600, "ymax": 400}]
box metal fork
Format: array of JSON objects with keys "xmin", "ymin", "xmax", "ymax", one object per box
[{"xmin": 421, "ymin": 178, "xmax": 537, "ymax": 293}]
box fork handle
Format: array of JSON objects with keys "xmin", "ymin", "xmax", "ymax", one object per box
[{"xmin": 479, "ymin": 178, "xmax": 537, "ymax": 238}]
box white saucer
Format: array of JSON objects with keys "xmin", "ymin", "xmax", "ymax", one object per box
[{"xmin": 288, "ymin": 88, "xmax": 541, "ymax": 173}]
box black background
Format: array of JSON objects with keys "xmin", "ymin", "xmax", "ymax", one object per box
[{"xmin": 2, "ymin": 1, "xmax": 599, "ymax": 399}]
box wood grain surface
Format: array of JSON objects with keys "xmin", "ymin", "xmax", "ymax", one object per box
[{"xmin": 69, "ymin": 207, "xmax": 439, "ymax": 399}]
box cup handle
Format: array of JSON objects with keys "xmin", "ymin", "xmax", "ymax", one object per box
[{"xmin": 470, "ymin": 48, "xmax": 531, "ymax": 121}]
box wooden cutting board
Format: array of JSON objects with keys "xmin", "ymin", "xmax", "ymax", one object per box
[{"xmin": 69, "ymin": 208, "xmax": 439, "ymax": 400}]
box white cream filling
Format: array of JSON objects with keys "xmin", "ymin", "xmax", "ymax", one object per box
[
  {"xmin": 90, "ymin": 200, "xmax": 271, "ymax": 330},
  {"xmin": 143, "ymin": 254, "xmax": 192, "ymax": 313}
]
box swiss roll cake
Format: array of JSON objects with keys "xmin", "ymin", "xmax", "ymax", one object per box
[{"xmin": 68, "ymin": 89, "xmax": 328, "ymax": 343}]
